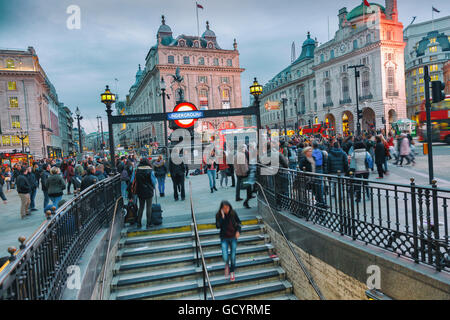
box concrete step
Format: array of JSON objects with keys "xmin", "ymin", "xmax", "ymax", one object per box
[
  {"xmin": 123, "ymin": 217, "xmax": 260, "ymax": 238},
  {"xmin": 110, "ymin": 267, "xmax": 286, "ymax": 300},
  {"xmin": 114, "ymin": 244, "xmax": 274, "ymax": 275},
  {"xmin": 177, "ymin": 280, "xmax": 293, "ymax": 301},
  {"xmin": 120, "ymin": 224, "xmax": 264, "ymax": 248},
  {"xmin": 116, "ymin": 235, "xmax": 268, "ymax": 261},
  {"xmin": 111, "ymin": 256, "xmax": 280, "ymax": 291}
]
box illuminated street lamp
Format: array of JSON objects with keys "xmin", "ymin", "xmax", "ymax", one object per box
[
  {"xmin": 101, "ymin": 85, "xmax": 117, "ymax": 174},
  {"xmin": 249, "ymin": 77, "xmax": 263, "ymax": 132}
]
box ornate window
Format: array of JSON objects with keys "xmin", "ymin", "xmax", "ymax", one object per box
[
  {"xmin": 227, "ymin": 59, "xmax": 233, "ymax": 67},
  {"xmin": 8, "ymin": 81, "xmax": 17, "ymax": 90},
  {"xmin": 353, "ymin": 40, "xmax": 358, "ymax": 50},
  {"xmin": 9, "ymin": 97, "xmax": 18, "ymax": 108},
  {"xmin": 168, "ymin": 55, "xmax": 174, "ymax": 64},
  {"xmin": 222, "ymin": 89, "xmax": 230, "ymax": 109},
  {"xmin": 325, "ymin": 81, "xmax": 332, "ymax": 104},
  {"xmin": 387, "ymin": 67, "xmax": 395, "ymax": 96},
  {"xmin": 213, "ymin": 58, "xmax": 219, "ymax": 66},
  {"xmin": 199, "ymin": 89, "xmax": 209, "ymax": 110},
  {"xmin": 198, "ymin": 76, "xmax": 207, "ymax": 84},
  {"xmin": 362, "ymin": 71, "xmax": 370, "ymax": 96},
  {"xmin": 183, "ymin": 56, "xmax": 190, "ymax": 64},
  {"xmin": 11, "ymin": 115, "xmax": 20, "ymax": 128},
  {"xmin": 6, "ymin": 59, "xmax": 15, "ymax": 69},
  {"xmin": 198, "ymin": 57, "xmax": 205, "ymax": 65},
  {"xmin": 342, "ymin": 77, "xmax": 349, "ymax": 100}
]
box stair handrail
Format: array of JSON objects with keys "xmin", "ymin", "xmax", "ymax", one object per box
[
  {"xmin": 189, "ymin": 181, "xmax": 215, "ymax": 300},
  {"xmin": 255, "ymin": 165, "xmax": 326, "ymax": 300},
  {"xmin": 99, "ymin": 195, "xmax": 124, "ymax": 300}
]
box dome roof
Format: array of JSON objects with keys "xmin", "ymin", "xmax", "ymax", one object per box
[
  {"xmin": 202, "ymin": 21, "xmax": 216, "ymax": 38},
  {"xmin": 157, "ymin": 15, "xmax": 172, "ymax": 34},
  {"xmin": 302, "ymin": 32, "xmax": 315, "ymax": 46},
  {"xmin": 347, "ymin": 3, "xmax": 385, "ymax": 21}
]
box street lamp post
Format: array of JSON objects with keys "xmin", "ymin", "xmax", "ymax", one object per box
[
  {"xmin": 160, "ymin": 77, "xmax": 169, "ymax": 161},
  {"xmin": 349, "ymin": 64, "xmax": 365, "ymax": 136},
  {"xmin": 17, "ymin": 130, "xmax": 27, "ymax": 154},
  {"xmin": 75, "ymin": 107, "xmax": 83, "ymax": 159},
  {"xmin": 250, "ymin": 78, "xmax": 263, "ymax": 145},
  {"xmin": 280, "ymin": 92, "xmax": 288, "ymax": 138},
  {"xmin": 294, "ymin": 99, "xmax": 300, "ymax": 136},
  {"xmin": 101, "ymin": 85, "xmax": 117, "ymax": 174}
]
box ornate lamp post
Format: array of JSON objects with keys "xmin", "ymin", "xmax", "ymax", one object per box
[
  {"xmin": 17, "ymin": 130, "xmax": 28, "ymax": 154},
  {"xmin": 75, "ymin": 107, "xmax": 84, "ymax": 159},
  {"xmin": 250, "ymin": 77, "xmax": 263, "ymax": 133},
  {"xmin": 349, "ymin": 64, "xmax": 365, "ymax": 136},
  {"xmin": 160, "ymin": 77, "xmax": 169, "ymax": 161},
  {"xmin": 101, "ymin": 85, "xmax": 117, "ymax": 174}
]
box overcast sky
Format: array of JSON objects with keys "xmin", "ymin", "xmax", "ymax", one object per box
[{"xmin": 0, "ymin": 0, "xmax": 449, "ymax": 133}]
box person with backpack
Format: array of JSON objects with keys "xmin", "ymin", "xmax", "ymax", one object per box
[
  {"xmin": 46, "ymin": 167, "xmax": 66, "ymax": 210},
  {"xmin": 216, "ymin": 200, "xmax": 242, "ymax": 282},
  {"xmin": 134, "ymin": 158, "xmax": 157, "ymax": 229},
  {"xmin": 287, "ymin": 140, "xmax": 298, "ymax": 170},
  {"xmin": 350, "ymin": 140, "xmax": 373, "ymax": 202},
  {"xmin": 152, "ymin": 155, "xmax": 168, "ymax": 197}
]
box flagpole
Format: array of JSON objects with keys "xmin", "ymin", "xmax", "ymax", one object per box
[
  {"xmin": 196, "ymin": 2, "xmax": 200, "ymax": 41},
  {"xmin": 432, "ymin": 7, "xmax": 435, "ymax": 31}
]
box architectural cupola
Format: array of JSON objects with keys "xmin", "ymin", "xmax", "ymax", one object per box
[
  {"xmin": 157, "ymin": 15, "xmax": 173, "ymax": 38},
  {"xmin": 202, "ymin": 21, "xmax": 216, "ymax": 39}
]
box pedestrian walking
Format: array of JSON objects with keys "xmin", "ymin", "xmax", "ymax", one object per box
[
  {"xmin": 80, "ymin": 166, "xmax": 98, "ymax": 192},
  {"xmin": 4, "ymin": 167, "xmax": 12, "ymax": 191},
  {"xmin": 375, "ymin": 136, "xmax": 386, "ymax": 179},
  {"xmin": 287, "ymin": 141, "xmax": 298, "ymax": 170},
  {"xmin": 16, "ymin": 167, "xmax": 32, "ymax": 219},
  {"xmin": 398, "ymin": 133, "xmax": 411, "ymax": 167},
  {"xmin": 218, "ymin": 153, "xmax": 230, "ymax": 188},
  {"xmin": 234, "ymin": 145, "xmax": 251, "ymax": 209},
  {"xmin": 46, "ymin": 167, "xmax": 66, "ymax": 210},
  {"xmin": 0, "ymin": 171, "xmax": 7, "ymax": 204},
  {"xmin": 40, "ymin": 163, "xmax": 51, "ymax": 210},
  {"xmin": 216, "ymin": 201, "xmax": 241, "ymax": 282},
  {"xmin": 204, "ymin": 149, "xmax": 218, "ymax": 193},
  {"xmin": 169, "ymin": 151, "xmax": 186, "ymax": 201},
  {"xmin": 152, "ymin": 155, "xmax": 167, "ymax": 197},
  {"xmin": 299, "ymin": 146, "xmax": 326, "ymax": 207},
  {"xmin": 65, "ymin": 161, "xmax": 75, "ymax": 194},
  {"xmin": 27, "ymin": 166, "xmax": 38, "ymax": 212},
  {"xmin": 349, "ymin": 140, "xmax": 372, "ymax": 202},
  {"xmin": 134, "ymin": 158, "xmax": 157, "ymax": 229}
]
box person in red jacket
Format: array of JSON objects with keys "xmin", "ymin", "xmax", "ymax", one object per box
[
  {"xmin": 65, "ymin": 160, "xmax": 75, "ymax": 195},
  {"xmin": 218, "ymin": 154, "xmax": 230, "ymax": 188}
]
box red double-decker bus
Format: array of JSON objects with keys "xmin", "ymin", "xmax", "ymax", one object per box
[{"xmin": 417, "ymin": 95, "xmax": 450, "ymax": 144}]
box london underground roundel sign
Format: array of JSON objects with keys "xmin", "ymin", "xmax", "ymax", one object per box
[{"xmin": 172, "ymin": 102, "xmax": 199, "ymax": 128}]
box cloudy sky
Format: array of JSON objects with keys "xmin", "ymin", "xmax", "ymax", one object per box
[{"xmin": 0, "ymin": 0, "xmax": 448, "ymax": 133}]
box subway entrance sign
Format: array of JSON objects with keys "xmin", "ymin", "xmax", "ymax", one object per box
[{"xmin": 169, "ymin": 102, "xmax": 201, "ymax": 129}]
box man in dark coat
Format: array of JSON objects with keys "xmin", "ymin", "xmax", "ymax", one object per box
[
  {"xmin": 374, "ymin": 136, "xmax": 386, "ymax": 179},
  {"xmin": 80, "ymin": 166, "xmax": 98, "ymax": 192},
  {"xmin": 40, "ymin": 163, "xmax": 51, "ymax": 209},
  {"xmin": 27, "ymin": 166, "xmax": 39, "ymax": 211},
  {"xmin": 327, "ymin": 142, "xmax": 349, "ymax": 175},
  {"xmin": 135, "ymin": 158, "xmax": 157, "ymax": 228}
]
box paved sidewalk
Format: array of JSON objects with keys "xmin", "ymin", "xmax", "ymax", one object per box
[{"xmin": 0, "ymin": 187, "xmax": 72, "ymax": 258}]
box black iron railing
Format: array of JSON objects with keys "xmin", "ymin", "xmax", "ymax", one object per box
[
  {"xmin": 0, "ymin": 175, "xmax": 123, "ymax": 300},
  {"xmin": 257, "ymin": 166, "xmax": 450, "ymax": 272},
  {"xmin": 189, "ymin": 181, "xmax": 215, "ymax": 300}
]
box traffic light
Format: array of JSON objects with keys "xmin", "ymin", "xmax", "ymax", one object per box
[
  {"xmin": 308, "ymin": 120, "xmax": 312, "ymax": 127},
  {"xmin": 431, "ymin": 81, "xmax": 446, "ymax": 103}
]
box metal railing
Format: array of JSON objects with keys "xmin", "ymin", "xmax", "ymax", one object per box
[
  {"xmin": 0, "ymin": 175, "xmax": 123, "ymax": 300},
  {"xmin": 189, "ymin": 181, "xmax": 215, "ymax": 300},
  {"xmin": 255, "ymin": 179, "xmax": 325, "ymax": 300},
  {"xmin": 257, "ymin": 166, "xmax": 450, "ymax": 272}
]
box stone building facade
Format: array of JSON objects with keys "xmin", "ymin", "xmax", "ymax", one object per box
[
  {"xmin": 261, "ymin": 0, "xmax": 407, "ymax": 136},
  {"xmin": 0, "ymin": 47, "xmax": 68, "ymax": 158},
  {"xmin": 122, "ymin": 17, "xmax": 245, "ymax": 147},
  {"xmin": 404, "ymin": 15, "xmax": 450, "ymax": 120}
]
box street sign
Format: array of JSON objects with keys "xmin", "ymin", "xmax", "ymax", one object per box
[{"xmin": 172, "ymin": 102, "xmax": 199, "ymax": 128}]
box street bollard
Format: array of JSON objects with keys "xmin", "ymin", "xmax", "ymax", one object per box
[{"xmin": 18, "ymin": 236, "xmax": 26, "ymax": 250}]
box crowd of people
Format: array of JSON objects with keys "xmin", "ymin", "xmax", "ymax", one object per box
[{"xmin": 0, "ymin": 156, "xmax": 113, "ymax": 219}]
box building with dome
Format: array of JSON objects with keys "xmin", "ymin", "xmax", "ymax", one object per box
[
  {"xmin": 121, "ymin": 16, "xmax": 245, "ymax": 148},
  {"xmin": 313, "ymin": 0, "xmax": 406, "ymax": 135},
  {"xmin": 404, "ymin": 15, "xmax": 450, "ymax": 120},
  {"xmin": 260, "ymin": 32, "xmax": 318, "ymax": 130},
  {"xmin": 261, "ymin": 0, "xmax": 407, "ymax": 136}
]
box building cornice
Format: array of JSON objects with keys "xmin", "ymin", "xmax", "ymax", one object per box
[{"xmin": 261, "ymin": 73, "xmax": 314, "ymax": 99}]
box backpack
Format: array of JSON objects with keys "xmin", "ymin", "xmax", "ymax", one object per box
[{"xmin": 365, "ymin": 152, "xmax": 374, "ymax": 170}]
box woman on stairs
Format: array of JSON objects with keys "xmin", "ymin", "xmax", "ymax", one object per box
[{"xmin": 215, "ymin": 201, "xmax": 242, "ymax": 282}]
